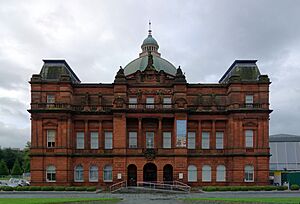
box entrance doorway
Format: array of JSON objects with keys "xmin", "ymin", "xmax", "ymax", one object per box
[
  {"xmin": 163, "ymin": 164, "xmax": 173, "ymax": 183},
  {"xmin": 143, "ymin": 163, "xmax": 157, "ymax": 182},
  {"xmin": 127, "ymin": 164, "xmax": 137, "ymax": 186}
]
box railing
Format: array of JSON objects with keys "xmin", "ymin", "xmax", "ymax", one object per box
[
  {"xmin": 136, "ymin": 181, "xmax": 191, "ymax": 193},
  {"xmin": 127, "ymin": 103, "xmax": 174, "ymax": 110},
  {"xmin": 110, "ymin": 180, "xmax": 127, "ymax": 193},
  {"xmin": 240, "ymin": 103, "xmax": 262, "ymax": 109}
]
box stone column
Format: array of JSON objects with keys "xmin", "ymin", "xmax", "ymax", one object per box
[
  {"xmin": 138, "ymin": 118, "xmax": 143, "ymax": 148},
  {"xmin": 158, "ymin": 118, "xmax": 162, "ymax": 148},
  {"xmin": 98, "ymin": 120, "xmax": 102, "ymax": 149},
  {"xmin": 211, "ymin": 120, "xmax": 216, "ymax": 149},
  {"xmin": 84, "ymin": 120, "xmax": 89, "ymax": 149}
]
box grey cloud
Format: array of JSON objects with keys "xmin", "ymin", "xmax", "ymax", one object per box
[{"xmin": 0, "ymin": 0, "xmax": 299, "ymax": 148}]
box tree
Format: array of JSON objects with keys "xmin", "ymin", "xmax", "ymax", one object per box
[
  {"xmin": 11, "ymin": 159, "xmax": 23, "ymax": 175},
  {"xmin": 23, "ymin": 141, "xmax": 31, "ymax": 173},
  {"xmin": 0, "ymin": 160, "xmax": 9, "ymax": 175}
]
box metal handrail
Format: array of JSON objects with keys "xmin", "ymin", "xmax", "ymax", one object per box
[
  {"xmin": 110, "ymin": 180, "xmax": 127, "ymax": 193},
  {"xmin": 136, "ymin": 181, "xmax": 190, "ymax": 193}
]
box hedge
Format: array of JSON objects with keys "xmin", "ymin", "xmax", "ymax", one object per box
[
  {"xmin": 0, "ymin": 186, "xmax": 97, "ymax": 191},
  {"xmin": 202, "ymin": 186, "xmax": 289, "ymax": 191},
  {"xmin": 290, "ymin": 184, "xmax": 300, "ymax": 190}
]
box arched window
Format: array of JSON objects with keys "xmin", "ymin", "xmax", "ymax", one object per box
[
  {"xmin": 245, "ymin": 165, "xmax": 254, "ymax": 182},
  {"xmin": 188, "ymin": 165, "xmax": 197, "ymax": 182},
  {"xmin": 103, "ymin": 165, "xmax": 113, "ymax": 182},
  {"xmin": 46, "ymin": 165, "xmax": 56, "ymax": 182},
  {"xmin": 89, "ymin": 165, "xmax": 98, "ymax": 182},
  {"xmin": 216, "ymin": 165, "xmax": 226, "ymax": 182},
  {"xmin": 74, "ymin": 165, "xmax": 84, "ymax": 182},
  {"xmin": 202, "ymin": 165, "xmax": 211, "ymax": 182}
]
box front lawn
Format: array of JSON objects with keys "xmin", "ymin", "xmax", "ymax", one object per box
[
  {"xmin": 0, "ymin": 198, "xmax": 120, "ymax": 204},
  {"xmin": 183, "ymin": 197, "xmax": 300, "ymax": 204}
]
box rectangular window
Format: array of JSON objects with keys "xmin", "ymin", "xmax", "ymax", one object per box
[
  {"xmin": 90, "ymin": 132, "xmax": 98, "ymax": 149},
  {"xmin": 202, "ymin": 132, "xmax": 210, "ymax": 149},
  {"xmin": 129, "ymin": 132, "xmax": 137, "ymax": 148},
  {"xmin": 129, "ymin": 97, "xmax": 137, "ymax": 109},
  {"xmin": 176, "ymin": 120, "xmax": 187, "ymax": 147},
  {"xmin": 163, "ymin": 132, "xmax": 171, "ymax": 149},
  {"xmin": 76, "ymin": 132, "xmax": 84, "ymax": 149},
  {"xmin": 146, "ymin": 97, "xmax": 154, "ymax": 109},
  {"xmin": 216, "ymin": 132, "xmax": 224, "ymax": 149},
  {"xmin": 146, "ymin": 132, "xmax": 154, "ymax": 148},
  {"xmin": 104, "ymin": 132, "xmax": 113, "ymax": 149},
  {"xmin": 47, "ymin": 94, "xmax": 55, "ymax": 103},
  {"xmin": 245, "ymin": 95, "xmax": 254, "ymax": 107},
  {"xmin": 187, "ymin": 132, "xmax": 196, "ymax": 149},
  {"xmin": 245, "ymin": 130, "xmax": 254, "ymax": 148},
  {"xmin": 163, "ymin": 97, "xmax": 172, "ymax": 108},
  {"xmin": 47, "ymin": 130, "xmax": 56, "ymax": 148}
]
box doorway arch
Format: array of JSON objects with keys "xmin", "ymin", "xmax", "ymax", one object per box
[
  {"xmin": 163, "ymin": 164, "xmax": 173, "ymax": 183},
  {"xmin": 143, "ymin": 163, "xmax": 157, "ymax": 182},
  {"xmin": 127, "ymin": 164, "xmax": 137, "ymax": 186}
]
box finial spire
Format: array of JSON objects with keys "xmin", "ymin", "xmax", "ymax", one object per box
[{"xmin": 148, "ymin": 20, "xmax": 152, "ymax": 35}]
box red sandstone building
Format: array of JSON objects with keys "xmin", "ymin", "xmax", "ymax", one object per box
[{"xmin": 29, "ymin": 28, "xmax": 271, "ymax": 187}]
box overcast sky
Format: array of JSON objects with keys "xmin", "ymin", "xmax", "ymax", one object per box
[{"xmin": 0, "ymin": 0, "xmax": 299, "ymax": 148}]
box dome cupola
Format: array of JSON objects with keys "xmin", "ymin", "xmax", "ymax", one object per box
[{"xmin": 140, "ymin": 22, "xmax": 160, "ymax": 57}]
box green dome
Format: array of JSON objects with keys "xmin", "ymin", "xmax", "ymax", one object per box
[
  {"xmin": 142, "ymin": 34, "xmax": 158, "ymax": 46},
  {"xmin": 124, "ymin": 55, "xmax": 176, "ymax": 76}
]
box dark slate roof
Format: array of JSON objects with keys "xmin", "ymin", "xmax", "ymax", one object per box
[
  {"xmin": 219, "ymin": 60, "xmax": 260, "ymax": 83},
  {"xmin": 40, "ymin": 59, "xmax": 80, "ymax": 83},
  {"xmin": 269, "ymin": 134, "xmax": 300, "ymax": 142}
]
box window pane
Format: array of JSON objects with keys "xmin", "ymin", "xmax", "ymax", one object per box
[
  {"xmin": 245, "ymin": 130, "xmax": 253, "ymax": 148},
  {"xmin": 47, "ymin": 130, "xmax": 56, "ymax": 148},
  {"xmin": 89, "ymin": 166, "xmax": 98, "ymax": 182},
  {"xmin": 202, "ymin": 165, "xmax": 211, "ymax": 182},
  {"xmin": 46, "ymin": 165, "xmax": 56, "ymax": 182},
  {"xmin": 176, "ymin": 120, "xmax": 187, "ymax": 147},
  {"xmin": 76, "ymin": 132, "xmax": 84, "ymax": 149},
  {"xmin": 47, "ymin": 95, "xmax": 55, "ymax": 103},
  {"xmin": 216, "ymin": 165, "xmax": 226, "ymax": 182},
  {"xmin": 129, "ymin": 97, "xmax": 137, "ymax": 108},
  {"xmin": 129, "ymin": 132, "xmax": 137, "ymax": 148},
  {"xmin": 90, "ymin": 132, "xmax": 98, "ymax": 149},
  {"xmin": 75, "ymin": 165, "xmax": 83, "ymax": 181},
  {"xmin": 188, "ymin": 165, "xmax": 197, "ymax": 182},
  {"xmin": 146, "ymin": 97, "xmax": 154, "ymax": 109},
  {"xmin": 163, "ymin": 97, "xmax": 172, "ymax": 108},
  {"xmin": 244, "ymin": 165, "xmax": 254, "ymax": 182},
  {"xmin": 216, "ymin": 132, "xmax": 224, "ymax": 149},
  {"xmin": 105, "ymin": 132, "xmax": 113, "ymax": 149},
  {"xmin": 163, "ymin": 132, "xmax": 171, "ymax": 148},
  {"xmin": 146, "ymin": 132, "xmax": 154, "ymax": 148},
  {"xmin": 202, "ymin": 132, "xmax": 210, "ymax": 149},
  {"xmin": 188, "ymin": 132, "xmax": 196, "ymax": 149},
  {"xmin": 103, "ymin": 165, "xmax": 112, "ymax": 181}
]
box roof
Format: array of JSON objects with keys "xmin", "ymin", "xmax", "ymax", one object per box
[
  {"xmin": 40, "ymin": 59, "xmax": 81, "ymax": 83},
  {"xmin": 269, "ymin": 134, "xmax": 300, "ymax": 142},
  {"xmin": 124, "ymin": 55, "xmax": 177, "ymax": 76},
  {"xmin": 219, "ymin": 60, "xmax": 260, "ymax": 83},
  {"xmin": 142, "ymin": 34, "xmax": 158, "ymax": 47}
]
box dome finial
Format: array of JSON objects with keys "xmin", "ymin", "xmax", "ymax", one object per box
[{"xmin": 148, "ymin": 20, "xmax": 152, "ymax": 36}]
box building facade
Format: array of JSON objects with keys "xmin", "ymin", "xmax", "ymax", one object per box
[{"xmin": 29, "ymin": 28, "xmax": 271, "ymax": 187}]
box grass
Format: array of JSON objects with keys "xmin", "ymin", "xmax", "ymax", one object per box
[
  {"xmin": 0, "ymin": 198, "xmax": 120, "ymax": 204},
  {"xmin": 183, "ymin": 197, "xmax": 300, "ymax": 204}
]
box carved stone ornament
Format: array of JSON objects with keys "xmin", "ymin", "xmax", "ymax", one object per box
[{"xmin": 144, "ymin": 149, "xmax": 156, "ymax": 161}]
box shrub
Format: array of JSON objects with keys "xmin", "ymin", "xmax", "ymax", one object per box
[
  {"xmin": 263, "ymin": 186, "xmax": 277, "ymax": 191},
  {"xmin": 202, "ymin": 186, "xmax": 217, "ymax": 191},
  {"xmin": 29, "ymin": 186, "xmax": 41, "ymax": 191},
  {"xmin": 290, "ymin": 184, "xmax": 300, "ymax": 190},
  {"xmin": 54, "ymin": 186, "xmax": 66, "ymax": 191},
  {"xmin": 74, "ymin": 187, "xmax": 87, "ymax": 191},
  {"xmin": 41, "ymin": 186, "xmax": 54, "ymax": 191},
  {"xmin": 2, "ymin": 186, "xmax": 14, "ymax": 191},
  {"xmin": 65, "ymin": 187, "xmax": 75, "ymax": 191},
  {"xmin": 277, "ymin": 186, "xmax": 288, "ymax": 191},
  {"xmin": 86, "ymin": 186, "xmax": 97, "ymax": 192}
]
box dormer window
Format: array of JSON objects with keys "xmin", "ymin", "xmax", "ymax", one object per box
[
  {"xmin": 146, "ymin": 97, "xmax": 154, "ymax": 109},
  {"xmin": 47, "ymin": 94, "xmax": 55, "ymax": 103}
]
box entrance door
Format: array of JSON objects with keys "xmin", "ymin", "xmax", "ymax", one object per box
[
  {"xmin": 163, "ymin": 164, "xmax": 173, "ymax": 183},
  {"xmin": 143, "ymin": 163, "xmax": 157, "ymax": 182},
  {"xmin": 127, "ymin": 164, "xmax": 137, "ymax": 186}
]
